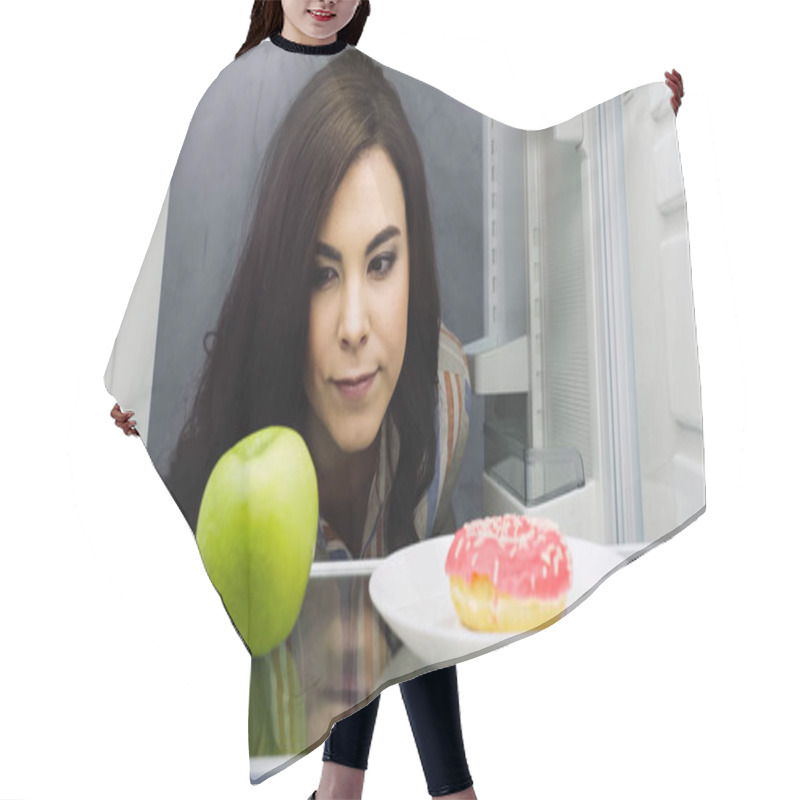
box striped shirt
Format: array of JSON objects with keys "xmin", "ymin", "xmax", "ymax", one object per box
[{"xmin": 250, "ymin": 324, "xmax": 471, "ymax": 756}]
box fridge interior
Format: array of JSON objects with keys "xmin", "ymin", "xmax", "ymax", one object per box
[{"xmin": 464, "ymin": 83, "xmax": 704, "ymax": 548}]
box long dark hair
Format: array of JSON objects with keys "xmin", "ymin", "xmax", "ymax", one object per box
[
  {"xmin": 166, "ymin": 50, "xmax": 441, "ymax": 554},
  {"xmin": 236, "ymin": 1, "xmax": 372, "ymax": 59}
]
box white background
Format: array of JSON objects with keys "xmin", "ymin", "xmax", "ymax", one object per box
[{"xmin": 1, "ymin": 1, "xmax": 797, "ymax": 798}]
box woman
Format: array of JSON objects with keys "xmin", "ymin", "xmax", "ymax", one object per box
[
  {"xmin": 159, "ymin": 40, "xmax": 475, "ymax": 800},
  {"xmin": 109, "ymin": 4, "xmax": 685, "ymax": 799}
]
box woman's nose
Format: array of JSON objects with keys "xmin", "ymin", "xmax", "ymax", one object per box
[{"xmin": 338, "ymin": 278, "xmax": 370, "ymax": 349}]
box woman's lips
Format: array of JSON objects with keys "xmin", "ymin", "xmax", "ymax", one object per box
[
  {"xmin": 334, "ymin": 370, "xmax": 378, "ymax": 401},
  {"xmin": 308, "ymin": 9, "xmax": 335, "ymax": 22}
]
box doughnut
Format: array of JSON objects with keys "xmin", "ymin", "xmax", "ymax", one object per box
[{"xmin": 444, "ymin": 515, "xmax": 572, "ymax": 633}]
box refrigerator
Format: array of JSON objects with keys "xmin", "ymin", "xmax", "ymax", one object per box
[{"xmin": 462, "ymin": 82, "xmax": 704, "ymax": 551}]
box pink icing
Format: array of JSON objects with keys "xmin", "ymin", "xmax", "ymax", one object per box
[{"xmin": 445, "ymin": 515, "xmax": 572, "ymax": 600}]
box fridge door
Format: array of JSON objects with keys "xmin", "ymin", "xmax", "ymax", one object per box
[{"xmin": 618, "ymin": 85, "xmax": 705, "ymax": 541}]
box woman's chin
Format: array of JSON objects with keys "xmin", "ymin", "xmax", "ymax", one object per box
[
  {"xmin": 332, "ymin": 422, "xmax": 381, "ymax": 455},
  {"xmin": 335, "ymin": 434, "xmax": 377, "ymax": 455}
]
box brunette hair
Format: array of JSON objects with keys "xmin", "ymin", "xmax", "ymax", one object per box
[
  {"xmin": 166, "ymin": 50, "xmax": 441, "ymax": 554},
  {"xmin": 236, "ymin": 0, "xmax": 371, "ymax": 59}
]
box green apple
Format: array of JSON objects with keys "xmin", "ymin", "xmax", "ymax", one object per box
[{"xmin": 196, "ymin": 426, "xmax": 319, "ymax": 656}]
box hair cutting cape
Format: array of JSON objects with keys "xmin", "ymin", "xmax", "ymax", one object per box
[{"xmin": 104, "ymin": 35, "xmax": 704, "ymax": 783}]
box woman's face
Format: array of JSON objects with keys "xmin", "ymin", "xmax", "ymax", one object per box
[
  {"xmin": 280, "ymin": 0, "xmax": 361, "ymax": 46},
  {"xmin": 303, "ymin": 146, "xmax": 410, "ymax": 457}
]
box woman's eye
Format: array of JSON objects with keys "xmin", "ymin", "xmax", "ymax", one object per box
[
  {"xmin": 312, "ymin": 265, "xmax": 337, "ymax": 287},
  {"xmin": 368, "ymin": 252, "xmax": 397, "ymax": 276}
]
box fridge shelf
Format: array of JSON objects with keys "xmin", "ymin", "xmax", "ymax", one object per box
[{"xmin": 484, "ymin": 421, "xmax": 585, "ymax": 507}]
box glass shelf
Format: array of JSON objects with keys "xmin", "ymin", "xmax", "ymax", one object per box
[{"xmin": 484, "ymin": 420, "xmax": 585, "ymax": 507}]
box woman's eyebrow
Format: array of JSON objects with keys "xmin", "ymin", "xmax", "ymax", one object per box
[
  {"xmin": 315, "ymin": 226, "xmax": 401, "ymax": 262},
  {"xmin": 364, "ymin": 225, "xmax": 400, "ymax": 255}
]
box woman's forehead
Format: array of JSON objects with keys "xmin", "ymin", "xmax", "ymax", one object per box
[{"xmin": 320, "ymin": 147, "xmax": 407, "ymax": 241}]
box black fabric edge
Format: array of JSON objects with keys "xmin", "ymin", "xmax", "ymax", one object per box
[{"xmin": 270, "ymin": 32, "xmax": 348, "ymax": 55}]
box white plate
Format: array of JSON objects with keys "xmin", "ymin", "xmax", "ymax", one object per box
[{"xmin": 369, "ymin": 533, "xmax": 625, "ymax": 664}]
